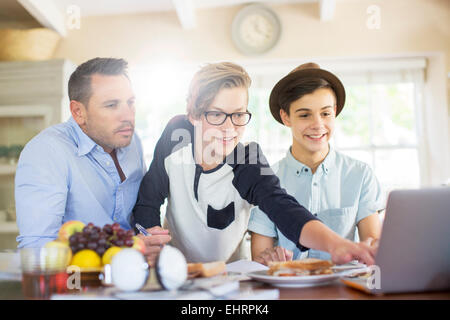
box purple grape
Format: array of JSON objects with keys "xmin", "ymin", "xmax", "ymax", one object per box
[
  {"xmin": 82, "ymin": 228, "xmax": 92, "ymax": 236},
  {"xmin": 96, "ymin": 246, "xmax": 106, "ymax": 256},
  {"xmin": 112, "ymin": 223, "xmax": 121, "ymax": 232},
  {"xmin": 116, "ymin": 229, "xmax": 125, "ymax": 237},
  {"xmin": 87, "ymin": 242, "xmax": 98, "ymax": 250},
  {"xmin": 78, "ymin": 236, "xmax": 88, "ymax": 244},
  {"xmin": 71, "ymin": 232, "xmax": 80, "ymax": 240},
  {"xmin": 90, "ymin": 232, "xmax": 100, "ymax": 240},
  {"xmin": 69, "ymin": 235, "xmax": 77, "ymax": 245},
  {"xmin": 103, "ymin": 224, "xmax": 113, "ymax": 234}
]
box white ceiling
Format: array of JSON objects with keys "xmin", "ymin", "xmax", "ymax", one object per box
[
  {"xmin": 3, "ymin": 0, "xmax": 334, "ymax": 36},
  {"xmin": 0, "ymin": 0, "xmax": 317, "ymax": 19},
  {"xmin": 50, "ymin": 0, "xmax": 315, "ymax": 16}
]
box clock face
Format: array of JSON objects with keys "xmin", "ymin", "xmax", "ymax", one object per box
[
  {"xmin": 240, "ymin": 14, "xmax": 275, "ymax": 48},
  {"xmin": 232, "ymin": 5, "xmax": 281, "ymax": 55}
]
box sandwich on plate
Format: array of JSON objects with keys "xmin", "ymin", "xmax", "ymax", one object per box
[
  {"xmin": 268, "ymin": 258, "xmax": 334, "ymax": 277},
  {"xmin": 187, "ymin": 261, "xmax": 226, "ymax": 278}
]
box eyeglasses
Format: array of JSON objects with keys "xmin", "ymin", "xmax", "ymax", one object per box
[{"xmin": 203, "ymin": 111, "xmax": 252, "ymax": 126}]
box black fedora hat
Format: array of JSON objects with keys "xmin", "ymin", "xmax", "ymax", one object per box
[{"xmin": 269, "ymin": 62, "xmax": 346, "ymax": 124}]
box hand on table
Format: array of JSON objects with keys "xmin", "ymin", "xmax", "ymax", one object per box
[
  {"xmin": 136, "ymin": 226, "xmax": 171, "ymax": 267},
  {"xmin": 254, "ymin": 246, "xmax": 293, "ymax": 266},
  {"xmin": 329, "ymin": 238, "xmax": 376, "ymax": 266},
  {"xmin": 362, "ymin": 237, "xmax": 379, "ymax": 251}
]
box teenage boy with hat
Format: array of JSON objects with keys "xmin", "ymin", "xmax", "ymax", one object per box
[{"xmin": 248, "ymin": 62, "xmax": 385, "ymax": 264}]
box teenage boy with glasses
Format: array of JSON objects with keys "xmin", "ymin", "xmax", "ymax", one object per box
[{"xmin": 132, "ymin": 62, "xmax": 377, "ymax": 265}]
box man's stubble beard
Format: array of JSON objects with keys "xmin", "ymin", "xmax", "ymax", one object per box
[{"xmin": 85, "ymin": 121, "xmax": 133, "ymax": 152}]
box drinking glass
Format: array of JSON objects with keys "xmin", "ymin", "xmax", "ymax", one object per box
[{"xmin": 20, "ymin": 247, "xmax": 69, "ymax": 299}]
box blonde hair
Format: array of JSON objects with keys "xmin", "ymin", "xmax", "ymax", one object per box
[{"xmin": 186, "ymin": 62, "xmax": 252, "ymax": 119}]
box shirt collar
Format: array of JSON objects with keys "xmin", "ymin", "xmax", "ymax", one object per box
[
  {"xmin": 285, "ymin": 145, "xmax": 336, "ymax": 175},
  {"xmin": 285, "ymin": 147, "xmax": 309, "ymax": 176},
  {"xmin": 68, "ymin": 117, "xmax": 101, "ymax": 156},
  {"xmin": 320, "ymin": 146, "xmax": 336, "ymax": 174}
]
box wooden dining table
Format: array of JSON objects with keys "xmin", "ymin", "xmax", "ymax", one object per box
[
  {"xmin": 1, "ymin": 250, "xmax": 448, "ymax": 300},
  {"xmin": 1, "ymin": 277, "xmax": 448, "ymax": 300},
  {"xmin": 239, "ymin": 280, "xmax": 450, "ymax": 300}
]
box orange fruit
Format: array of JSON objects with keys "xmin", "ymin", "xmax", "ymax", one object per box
[{"xmin": 70, "ymin": 249, "xmax": 101, "ymax": 268}]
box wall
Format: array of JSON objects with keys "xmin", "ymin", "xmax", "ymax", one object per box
[
  {"xmin": 53, "ymin": 0, "xmax": 450, "ymax": 71},
  {"xmin": 52, "ymin": 0, "xmax": 450, "ymax": 146}
]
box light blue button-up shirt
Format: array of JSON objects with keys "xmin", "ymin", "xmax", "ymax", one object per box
[
  {"xmin": 248, "ymin": 147, "xmax": 385, "ymax": 260},
  {"xmin": 15, "ymin": 117, "xmax": 146, "ymax": 248}
]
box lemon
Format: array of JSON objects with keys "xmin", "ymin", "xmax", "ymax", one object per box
[
  {"xmin": 70, "ymin": 249, "xmax": 102, "ymax": 268},
  {"xmin": 102, "ymin": 246, "xmax": 123, "ymax": 266}
]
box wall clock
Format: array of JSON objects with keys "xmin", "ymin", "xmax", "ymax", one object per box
[{"xmin": 231, "ymin": 4, "xmax": 282, "ymax": 55}]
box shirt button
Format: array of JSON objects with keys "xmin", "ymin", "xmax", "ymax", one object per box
[
  {"xmin": 106, "ymin": 161, "xmax": 111, "ymax": 166},
  {"xmin": 313, "ymin": 182, "xmax": 318, "ymax": 186}
]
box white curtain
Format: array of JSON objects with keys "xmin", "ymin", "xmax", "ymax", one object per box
[
  {"xmin": 419, "ymin": 55, "xmax": 450, "ymax": 187},
  {"xmin": 333, "ymin": 57, "xmax": 449, "ymax": 187}
]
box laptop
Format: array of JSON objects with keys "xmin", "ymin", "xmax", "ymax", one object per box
[{"xmin": 341, "ymin": 187, "xmax": 450, "ymax": 294}]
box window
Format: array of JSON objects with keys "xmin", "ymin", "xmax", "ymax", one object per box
[
  {"xmin": 129, "ymin": 63, "xmax": 197, "ymax": 166},
  {"xmin": 332, "ymin": 80, "xmax": 421, "ymax": 194}
]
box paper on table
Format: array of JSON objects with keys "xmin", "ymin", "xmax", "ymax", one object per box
[
  {"xmin": 226, "ymin": 259, "xmax": 268, "ymax": 274},
  {"xmin": 111, "ymin": 286, "xmax": 279, "ymax": 300}
]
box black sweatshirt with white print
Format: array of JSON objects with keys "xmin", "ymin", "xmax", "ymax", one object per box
[{"xmin": 132, "ymin": 115, "xmax": 319, "ymax": 263}]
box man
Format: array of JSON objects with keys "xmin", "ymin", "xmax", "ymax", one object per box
[{"xmin": 15, "ymin": 58, "xmax": 170, "ymax": 263}]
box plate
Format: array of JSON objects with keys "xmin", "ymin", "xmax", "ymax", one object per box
[{"xmin": 246, "ymin": 270, "xmax": 344, "ymax": 288}]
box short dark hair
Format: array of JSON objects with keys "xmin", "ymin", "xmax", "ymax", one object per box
[
  {"xmin": 68, "ymin": 57, "xmax": 129, "ymax": 105},
  {"xmin": 279, "ymin": 78, "xmax": 335, "ymax": 115}
]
